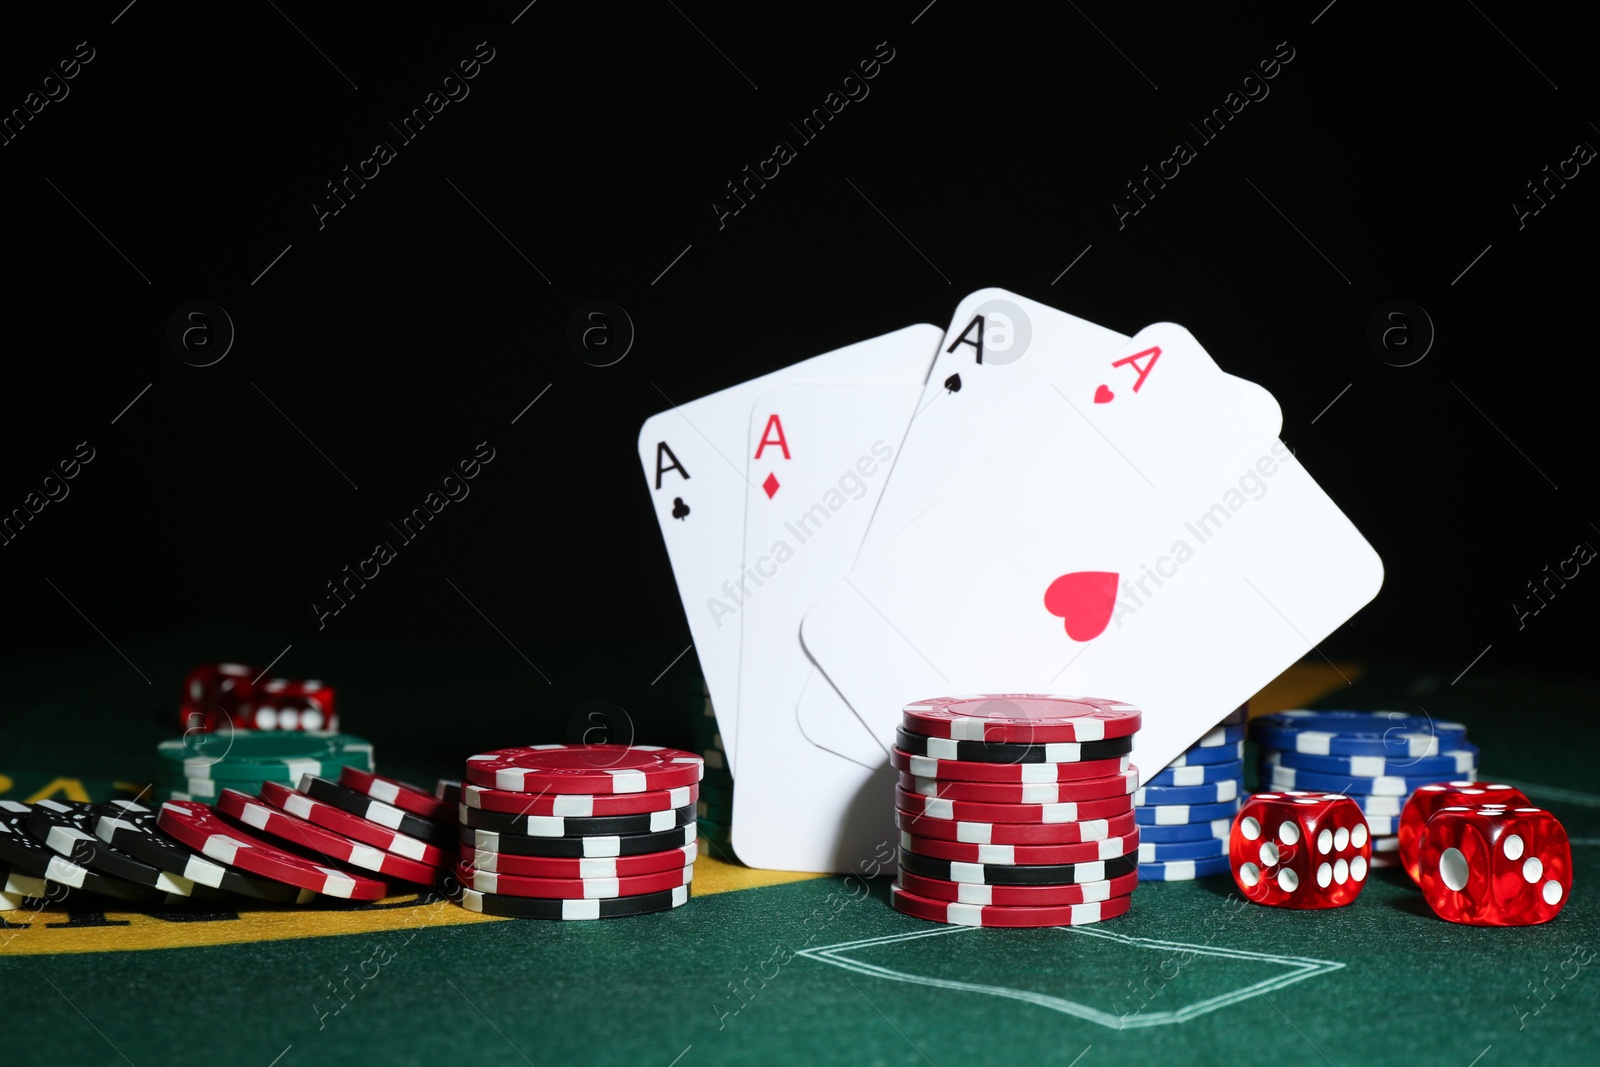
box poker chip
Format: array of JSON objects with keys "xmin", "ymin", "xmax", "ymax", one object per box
[
  {"xmin": 896, "ymin": 808, "xmax": 1139, "ymax": 846},
  {"xmin": 1133, "ymin": 798, "xmax": 1242, "ymax": 826},
  {"xmin": 216, "ymin": 789, "xmax": 443, "ymax": 885},
  {"xmin": 457, "ymin": 801, "xmax": 696, "ymax": 837},
  {"xmin": 1193, "ymin": 722, "xmax": 1247, "ymax": 747},
  {"xmin": 157, "ymin": 730, "xmax": 373, "ymax": 782},
  {"xmin": 453, "ymin": 859, "xmax": 694, "ymax": 898},
  {"xmin": 461, "ymin": 782, "xmax": 697, "ymax": 817},
  {"xmin": 299, "ymin": 775, "xmax": 456, "ymax": 844},
  {"xmin": 900, "ymin": 830, "xmax": 1140, "ymax": 866},
  {"xmin": 895, "ymin": 869, "xmax": 1140, "ymax": 907},
  {"xmin": 1262, "ymin": 766, "xmax": 1474, "ymax": 797},
  {"xmin": 1137, "ymin": 854, "xmax": 1233, "ymax": 880},
  {"xmin": 1137, "ymin": 818, "xmax": 1234, "ymax": 843},
  {"xmin": 1257, "ymin": 790, "xmax": 1406, "ymax": 817},
  {"xmin": 1362, "ymin": 813, "xmax": 1397, "ymax": 836},
  {"xmin": 1261, "ymin": 744, "xmax": 1478, "ymax": 779},
  {"xmin": 1146, "ymin": 760, "xmax": 1245, "ymax": 787},
  {"xmin": 893, "ymin": 726, "xmax": 1134, "ymax": 765},
  {"xmin": 2, "ymin": 860, "xmax": 48, "ymax": 899},
  {"xmin": 890, "ymin": 883, "xmax": 1133, "ymax": 927},
  {"xmin": 1252, "ymin": 710, "xmax": 1467, "ymax": 757},
  {"xmin": 465, "ymin": 744, "xmax": 704, "ymax": 794},
  {"xmin": 0, "ymin": 891, "xmax": 24, "ymax": 911},
  {"xmin": 454, "ymin": 883, "xmax": 690, "ymax": 919},
  {"xmin": 900, "ymin": 695, "xmax": 1141, "ymax": 744},
  {"xmin": 463, "ymin": 842, "xmax": 696, "ymax": 878},
  {"xmin": 1138, "ymin": 836, "xmax": 1229, "ymax": 862},
  {"xmin": 0, "ymin": 802, "xmax": 167, "ymax": 903},
  {"xmin": 1132, "ymin": 780, "xmax": 1239, "ymax": 806},
  {"xmin": 157, "ymin": 799, "xmax": 389, "ymax": 900},
  {"xmin": 339, "ymin": 767, "xmax": 454, "ymax": 822},
  {"xmin": 896, "ymin": 769, "xmax": 1137, "ymax": 804},
  {"xmin": 896, "ymin": 787, "xmax": 1133, "ymax": 825},
  {"xmin": 1165, "ymin": 742, "xmax": 1244, "ymax": 767},
  {"xmin": 897, "ymin": 846, "xmax": 1138, "ymax": 886},
  {"xmin": 434, "ymin": 779, "xmax": 462, "ymax": 806},
  {"xmin": 25, "ymin": 800, "xmax": 196, "ymax": 895},
  {"xmin": 1218, "ymin": 704, "xmax": 1249, "ymax": 727},
  {"xmin": 91, "ymin": 800, "xmax": 316, "ymax": 904},
  {"xmin": 462, "ymin": 823, "xmax": 698, "ymax": 858},
  {"xmin": 890, "ymin": 748, "xmax": 1130, "ymax": 783},
  {"xmin": 257, "ymin": 781, "xmax": 451, "ymax": 866}
]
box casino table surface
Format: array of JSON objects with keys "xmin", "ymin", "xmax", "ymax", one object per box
[{"xmin": 3, "ymin": 632, "xmax": 1596, "ymax": 1067}]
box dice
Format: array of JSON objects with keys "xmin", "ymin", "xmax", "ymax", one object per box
[
  {"xmin": 178, "ymin": 662, "xmax": 260, "ymax": 732},
  {"xmin": 240, "ymin": 678, "xmax": 337, "ymax": 731},
  {"xmin": 1417, "ymin": 804, "xmax": 1571, "ymax": 926},
  {"xmin": 1399, "ymin": 781, "xmax": 1530, "ymax": 883},
  {"xmin": 1230, "ymin": 791, "xmax": 1371, "ymax": 908}
]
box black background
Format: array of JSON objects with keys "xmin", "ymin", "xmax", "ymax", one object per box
[{"xmin": 1, "ymin": 0, "xmax": 1595, "ymax": 718}]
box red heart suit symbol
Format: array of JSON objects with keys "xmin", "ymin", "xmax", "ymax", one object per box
[
  {"xmin": 1043, "ymin": 571, "xmax": 1120, "ymax": 642},
  {"xmin": 1093, "ymin": 384, "xmax": 1114, "ymax": 404}
]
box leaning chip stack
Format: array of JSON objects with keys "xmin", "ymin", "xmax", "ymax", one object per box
[
  {"xmin": 1131, "ymin": 705, "xmax": 1248, "ymax": 881},
  {"xmin": 451, "ymin": 743, "xmax": 703, "ymax": 919},
  {"xmin": 890, "ymin": 696, "xmax": 1141, "ymax": 928},
  {"xmin": 690, "ymin": 677, "xmax": 734, "ymax": 849},
  {"xmin": 1250, "ymin": 709, "xmax": 1479, "ymax": 867},
  {"xmin": 153, "ymin": 729, "xmax": 374, "ymax": 802}
]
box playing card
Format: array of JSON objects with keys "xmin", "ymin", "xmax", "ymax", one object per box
[
  {"xmin": 637, "ymin": 324, "xmax": 941, "ymax": 774},
  {"xmin": 794, "ymin": 291, "xmax": 1284, "ymax": 767},
  {"xmin": 799, "ymin": 321, "xmax": 1383, "ymax": 778},
  {"xmin": 733, "ymin": 382, "xmax": 924, "ymax": 871}
]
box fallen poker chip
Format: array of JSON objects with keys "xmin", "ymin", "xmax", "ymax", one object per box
[
  {"xmin": 893, "ymin": 727, "xmax": 1134, "ymax": 765},
  {"xmin": 1132, "ymin": 798, "xmax": 1242, "ymax": 826},
  {"xmin": 434, "ymin": 779, "xmax": 462, "ymax": 806},
  {"xmin": 1137, "ymin": 836, "xmax": 1229, "ymax": 862},
  {"xmin": 298, "ymin": 775, "xmax": 456, "ymax": 844},
  {"xmin": 900, "ymin": 829, "xmax": 1140, "ymax": 866},
  {"xmin": 453, "ymin": 859, "xmax": 694, "ymax": 898},
  {"xmin": 1146, "ymin": 760, "xmax": 1245, "ymax": 787},
  {"xmin": 1137, "ymin": 854, "xmax": 1233, "ymax": 880},
  {"xmin": 896, "ymin": 787, "xmax": 1134, "ymax": 825},
  {"xmin": 453, "ymin": 883, "xmax": 690, "ymax": 919},
  {"xmin": 1165, "ymin": 742, "xmax": 1244, "ymax": 767},
  {"xmin": 257, "ymin": 782, "xmax": 451, "ymax": 866},
  {"xmin": 457, "ymin": 801, "xmax": 696, "ymax": 838},
  {"xmin": 461, "ymin": 782, "xmax": 697, "ymax": 818},
  {"xmin": 890, "ymin": 883, "xmax": 1133, "ymax": 927},
  {"xmin": 1133, "ymin": 779, "xmax": 1239, "ymax": 806},
  {"xmin": 896, "ymin": 808, "xmax": 1138, "ymax": 846},
  {"xmin": 463, "ymin": 841, "xmax": 696, "ymax": 878},
  {"xmin": 465, "ymin": 744, "xmax": 704, "ymax": 794},
  {"xmin": 0, "ymin": 890, "xmax": 24, "ymax": 911},
  {"xmin": 899, "ymin": 695, "xmax": 1141, "ymax": 744},
  {"xmin": 0, "ymin": 802, "xmax": 162, "ymax": 903},
  {"xmin": 895, "ymin": 869, "xmax": 1140, "ymax": 907},
  {"xmin": 1262, "ymin": 765, "xmax": 1472, "ymax": 797},
  {"xmin": 1251, "ymin": 710, "xmax": 1467, "ymax": 757},
  {"xmin": 157, "ymin": 799, "xmax": 390, "ymax": 900},
  {"xmin": 92, "ymin": 800, "xmax": 317, "ymax": 904},
  {"xmin": 1138, "ymin": 818, "xmax": 1233, "ymax": 843},
  {"xmin": 1260, "ymin": 743, "xmax": 1478, "ymax": 779},
  {"xmin": 338, "ymin": 767, "xmax": 455, "ymax": 822},
  {"xmin": 897, "ymin": 846, "xmax": 1138, "ymax": 886},
  {"xmin": 217, "ymin": 789, "xmax": 442, "ymax": 885},
  {"xmin": 890, "ymin": 748, "xmax": 1130, "ymax": 783},
  {"xmin": 26, "ymin": 800, "xmax": 196, "ymax": 895},
  {"xmin": 2, "ymin": 859, "xmax": 49, "ymax": 899},
  {"xmin": 897, "ymin": 768, "xmax": 1138, "ymax": 805},
  {"xmin": 463, "ymin": 822, "xmax": 698, "ymax": 859},
  {"xmin": 157, "ymin": 730, "xmax": 373, "ymax": 781}
]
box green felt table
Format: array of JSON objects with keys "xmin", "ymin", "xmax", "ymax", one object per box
[{"xmin": 2, "ymin": 634, "xmax": 1596, "ymax": 1067}]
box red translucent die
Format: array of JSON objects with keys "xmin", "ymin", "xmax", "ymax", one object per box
[
  {"xmin": 1230, "ymin": 791, "xmax": 1371, "ymax": 908},
  {"xmin": 1399, "ymin": 781, "xmax": 1530, "ymax": 884},
  {"xmin": 240, "ymin": 678, "xmax": 337, "ymax": 731},
  {"xmin": 177, "ymin": 662, "xmax": 259, "ymax": 732},
  {"xmin": 1418, "ymin": 805, "xmax": 1571, "ymax": 926}
]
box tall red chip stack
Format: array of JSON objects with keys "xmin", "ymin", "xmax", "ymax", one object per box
[{"xmin": 890, "ymin": 695, "xmax": 1141, "ymax": 927}]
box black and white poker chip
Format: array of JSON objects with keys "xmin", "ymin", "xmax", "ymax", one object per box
[{"xmin": 92, "ymin": 799, "xmax": 316, "ymax": 904}]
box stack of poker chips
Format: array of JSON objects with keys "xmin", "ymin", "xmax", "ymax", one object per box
[
  {"xmin": 691, "ymin": 680, "xmax": 734, "ymax": 848},
  {"xmin": 889, "ymin": 696, "xmax": 1141, "ymax": 928},
  {"xmin": 154, "ymin": 730, "xmax": 374, "ymax": 803},
  {"xmin": 1251, "ymin": 709, "xmax": 1479, "ymax": 868},
  {"xmin": 1131, "ymin": 705, "xmax": 1247, "ymax": 881},
  {"xmin": 450, "ymin": 743, "xmax": 702, "ymax": 920}
]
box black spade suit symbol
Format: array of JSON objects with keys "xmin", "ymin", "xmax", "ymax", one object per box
[
  {"xmin": 944, "ymin": 374, "xmax": 962, "ymax": 393},
  {"xmin": 672, "ymin": 497, "xmax": 691, "ymax": 520}
]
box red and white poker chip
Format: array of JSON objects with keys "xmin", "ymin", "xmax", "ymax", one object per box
[
  {"xmin": 462, "ymin": 842, "xmax": 697, "ymax": 879},
  {"xmin": 896, "ymin": 787, "xmax": 1134, "ymax": 825},
  {"xmin": 257, "ymin": 781, "xmax": 450, "ymax": 867},
  {"xmin": 896, "ymin": 807, "xmax": 1139, "ymax": 845},
  {"xmin": 897, "ymin": 768, "xmax": 1137, "ymax": 804},
  {"xmin": 216, "ymin": 789, "xmax": 442, "ymax": 885},
  {"xmin": 156, "ymin": 799, "xmax": 389, "ymax": 900},
  {"xmin": 890, "ymin": 883, "xmax": 1133, "ymax": 927},
  {"xmin": 899, "ymin": 829, "xmax": 1140, "ymax": 866},
  {"xmin": 896, "ymin": 869, "xmax": 1140, "ymax": 907},
  {"xmin": 901, "ymin": 695, "xmax": 1141, "ymax": 744},
  {"xmin": 465, "ymin": 744, "xmax": 703, "ymax": 794},
  {"xmin": 338, "ymin": 767, "xmax": 453, "ymax": 822},
  {"xmin": 890, "ymin": 748, "xmax": 1130, "ymax": 784},
  {"xmin": 461, "ymin": 782, "xmax": 698, "ymax": 817},
  {"xmin": 453, "ymin": 859, "xmax": 694, "ymax": 899}
]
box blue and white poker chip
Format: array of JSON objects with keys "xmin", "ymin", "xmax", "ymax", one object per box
[
  {"xmin": 1260, "ymin": 743, "xmax": 1478, "ymax": 779},
  {"xmin": 1218, "ymin": 705, "xmax": 1249, "ymax": 728},
  {"xmin": 1138, "ymin": 818, "xmax": 1233, "ymax": 843},
  {"xmin": 1251, "ymin": 710, "xmax": 1467, "ymax": 758},
  {"xmin": 1361, "ymin": 813, "xmax": 1396, "ymax": 836},
  {"xmin": 1137, "ymin": 853, "xmax": 1232, "ymax": 881},
  {"xmin": 1147, "ymin": 759, "xmax": 1244, "ymax": 787},
  {"xmin": 1133, "ymin": 798, "xmax": 1241, "ymax": 826},
  {"xmin": 1137, "ymin": 836, "xmax": 1228, "ymax": 862},
  {"xmin": 1193, "ymin": 722, "xmax": 1247, "ymax": 748},
  {"xmin": 1262, "ymin": 765, "xmax": 1474, "ymax": 797},
  {"xmin": 1256, "ymin": 789, "xmax": 1405, "ymax": 818},
  {"xmin": 1166, "ymin": 742, "xmax": 1244, "ymax": 767},
  {"xmin": 1133, "ymin": 779, "xmax": 1239, "ymax": 806}
]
